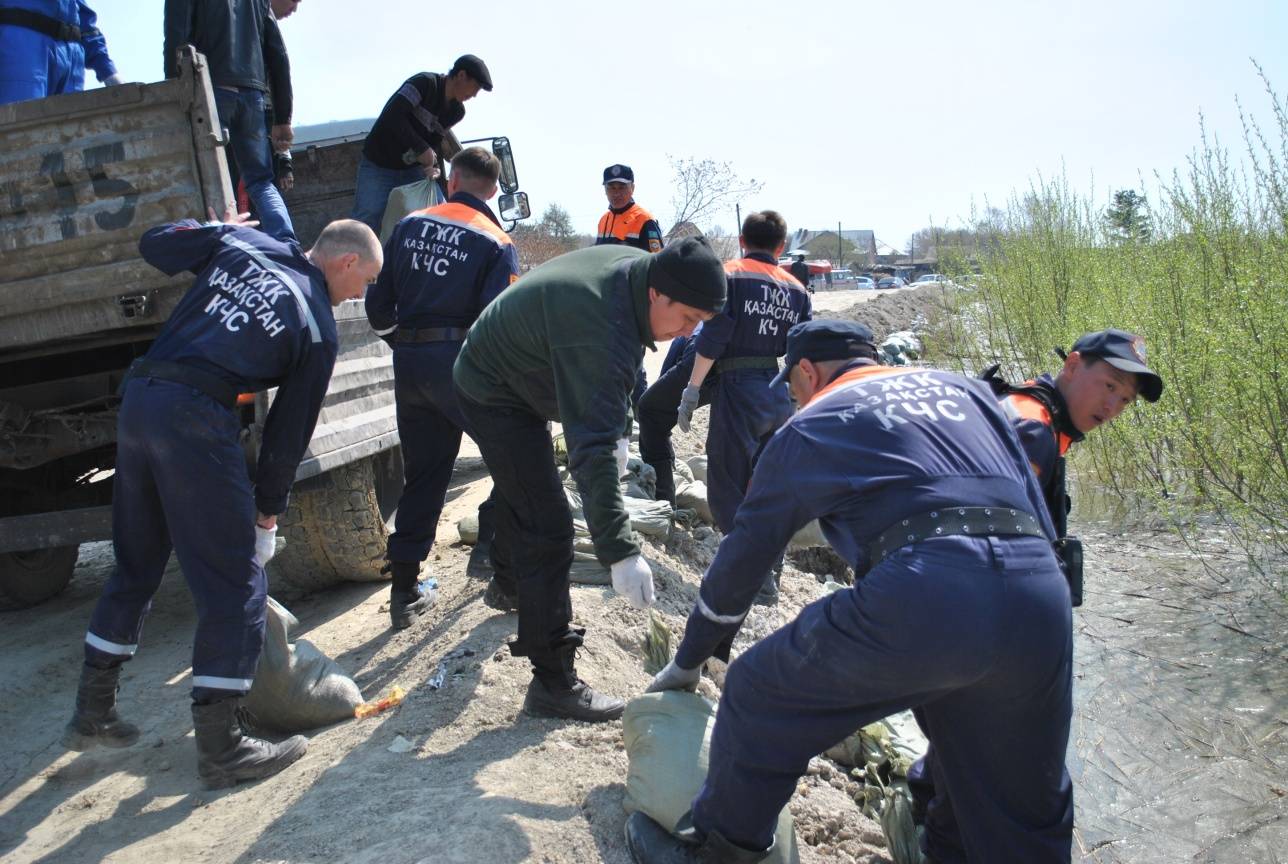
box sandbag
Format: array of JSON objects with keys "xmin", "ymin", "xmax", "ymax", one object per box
[
  {"xmin": 623, "ymin": 692, "xmax": 799, "ymax": 864},
  {"xmin": 685, "ymin": 455, "xmax": 707, "ymax": 483},
  {"xmin": 788, "ymin": 519, "xmax": 827, "ymax": 550},
  {"xmin": 675, "ymin": 480, "xmax": 713, "ymax": 525},
  {"xmin": 379, "ymin": 177, "xmax": 445, "ymax": 244},
  {"xmin": 244, "ymin": 597, "xmax": 364, "ymax": 733}
]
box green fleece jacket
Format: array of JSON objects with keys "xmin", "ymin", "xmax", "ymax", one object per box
[{"xmin": 453, "ymin": 245, "xmax": 655, "ymax": 565}]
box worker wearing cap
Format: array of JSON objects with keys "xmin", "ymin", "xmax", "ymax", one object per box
[
  {"xmin": 365, "ymin": 146, "xmax": 520, "ymax": 630},
  {"xmin": 907, "ymin": 327, "xmax": 1164, "ymax": 847},
  {"xmin": 634, "ymin": 319, "xmax": 1073, "ymax": 863},
  {"xmin": 789, "ymin": 253, "xmax": 810, "ymax": 293},
  {"xmin": 639, "ymin": 210, "xmax": 811, "ymax": 592},
  {"xmin": 352, "ymin": 54, "xmax": 493, "ymax": 234},
  {"xmin": 596, "ymin": 163, "xmax": 666, "ymax": 407},
  {"xmin": 453, "ymin": 237, "xmax": 725, "ymax": 722},
  {"xmin": 64, "ymin": 209, "xmax": 381, "ymax": 790}
]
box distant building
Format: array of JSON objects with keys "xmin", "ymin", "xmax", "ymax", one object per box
[{"xmin": 788, "ymin": 228, "xmax": 877, "ymax": 269}]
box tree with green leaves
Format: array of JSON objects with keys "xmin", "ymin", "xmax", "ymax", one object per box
[{"xmin": 1103, "ymin": 189, "xmax": 1153, "ymax": 243}]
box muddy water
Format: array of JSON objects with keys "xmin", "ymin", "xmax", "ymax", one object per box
[{"xmin": 1067, "ymin": 516, "xmax": 1286, "ymax": 862}]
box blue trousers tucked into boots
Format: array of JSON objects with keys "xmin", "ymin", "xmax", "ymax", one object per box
[
  {"xmin": 691, "ymin": 535, "xmax": 1074, "ymax": 863},
  {"xmin": 85, "ymin": 379, "xmax": 267, "ymax": 703},
  {"xmin": 705, "ymin": 369, "xmax": 792, "ymax": 533}
]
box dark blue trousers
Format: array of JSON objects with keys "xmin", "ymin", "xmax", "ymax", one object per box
[
  {"xmin": 387, "ymin": 341, "xmax": 494, "ymax": 563},
  {"xmin": 636, "ymin": 350, "xmax": 714, "ymax": 505},
  {"xmin": 705, "ymin": 369, "xmax": 792, "ymax": 534},
  {"xmin": 692, "ymin": 535, "xmax": 1074, "ymax": 863},
  {"xmin": 85, "ymin": 379, "xmax": 267, "ymax": 702}
]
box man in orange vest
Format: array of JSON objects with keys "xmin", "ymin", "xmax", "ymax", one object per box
[{"xmin": 597, "ymin": 164, "xmax": 665, "ymax": 406}]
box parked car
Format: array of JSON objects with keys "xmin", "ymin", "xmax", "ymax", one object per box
[
  {"xmin": 855, "ymin": 276, "xmax": 875, "ymax": 290},
  {"xmin": 914, "ymin": 273, "xmax": 948, "ymax": 284},
  {"xmin": 876, "ymin": 277, "xmax": 908, "ymax": 289}
]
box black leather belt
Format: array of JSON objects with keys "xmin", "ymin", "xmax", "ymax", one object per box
[
  {"xmin": 715, "ymin": 356, "xmax": 779, "ymax": 373},
  {"xmin": 0, "ymin": 8, "xmax": 85, "ymax": 41},
  {"xmin": 121, "ymin": 359, "xmax": 241, "ymax": 411},
  {"xmin": 394, "ymin": 326, "xmax": 468, "ymax": 343},
  {"xmin": 868, "ymin": 506, "xmax": 1045, "ymax": 567}
]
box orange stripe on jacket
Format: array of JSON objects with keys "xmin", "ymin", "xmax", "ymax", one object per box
[
  {"xmin": 724, "ymin": 257, "xmax": 806, "ymax": 291},
  {"xmin": 410, "ymin": 202, "xmax": 514, "ymax": 246}
]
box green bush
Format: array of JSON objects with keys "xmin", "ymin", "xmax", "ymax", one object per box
[{"xmin": 930, "ymin": 70, "xmax": 1288, "ymax": 551}]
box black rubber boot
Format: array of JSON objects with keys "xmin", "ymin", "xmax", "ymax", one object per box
[
  {"xmin": 385, "ymin": 561, "xmax": 435, "ymax": 630},
  {"xmin": 466, "ymin": 540, "xmax": 493, "ymax": 578},
  {"xmin": 62, "ymin": 663, "xmax": 141, "ymax": 751},
  {"xmin": 752, "ymin": 566, "xmax": 781, "ymax": 607},
  {"xmin": 521, "ymin": 633, "xmax": 625, "ymax": 722},
  {"xmin": 624, "ymin": 810, "xmax": 771, "ymax": 863},
  {"xmin": 192, "ymin": 698, "xmax": 307, "ymax": 790},
  {"xmin": 482, "ymin": 576, "xmax": 518, "ymax": 612}
]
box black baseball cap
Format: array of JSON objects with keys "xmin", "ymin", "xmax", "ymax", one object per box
[
  {"xmin": 1071, "ymin": 328, "xmax": 1163, "ymax": 402},
  {"xmin": 603, "ymin": 164, "xmax": 634, "ymax": 184},
  {"xmin": 450, "ymin": 54, "xmax": 493, "ymax": 91},
  {"xmin": 770, "ymin": 319, "xmax": 878, "ymax": 387}
]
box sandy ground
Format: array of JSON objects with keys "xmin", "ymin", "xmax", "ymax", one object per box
[{"xmin": 2, "ymin": 284, "xmax": 1282, "ymax": 863}]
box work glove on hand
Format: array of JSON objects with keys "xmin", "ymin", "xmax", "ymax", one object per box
[
  {"xmin": 610, "ymin": 554, "xmax": 655, "ymax": 609},
  {"xmin": 676, "ymin": 385, "xmax": 701, "ymax": 433},
  {"xmin": 614, "ymin": 437, "xmax": 630, "ymax": 480},
  {"xmin": 103, "ymin": 73, "xmax": 125, "ymax": 86},
  {"xmin": 253, "ymin": 524, "xmax": 278, "ymax": 569},
  {"xmin": 646, "ymin": 660, "xmax": 701, "ymax": 693}
]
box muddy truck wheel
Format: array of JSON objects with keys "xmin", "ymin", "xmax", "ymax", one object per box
[
  {"xmin": 270, "ymin": 448, "xmax": 404, "ymax": 593},
  {"xmin": 0, "ymin": 546, "xmax": 79, "ymax": 610}
]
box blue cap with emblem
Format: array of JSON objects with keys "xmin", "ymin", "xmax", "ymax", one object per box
[
  {"xmin": 1070, "ymin": 329, "xmax": 1163, "ymax": 402},
  {"xmin": 603, "ymin": 164, "xmax": 634, "ymax": 185},
  {"xmin": 770, "ymin": 319, "xmax": 878, "ymax": 387}
]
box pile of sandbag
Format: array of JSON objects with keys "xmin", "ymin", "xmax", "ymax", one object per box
[{"xmin": 623, "ymin": 691, "xmax": 800, "ymax": 864}]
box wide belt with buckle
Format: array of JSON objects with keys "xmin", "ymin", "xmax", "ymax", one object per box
[
  {"xmin": 868, "ymin": 506, "xmax": 1046, "ymax": 567},
  {"xmin": 715, "ymin": 356, "xmax": 779, "ymax": 373},
  {"xmin": 121, "ymin": 359, "xmax": 240, "ymax": 411}
]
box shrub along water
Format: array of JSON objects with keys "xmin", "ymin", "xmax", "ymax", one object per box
[{"xmin": 930, "ymin": 70, "xmax": 1288, "ymax": 556}]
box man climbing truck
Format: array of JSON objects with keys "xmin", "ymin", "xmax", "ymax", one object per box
[{"xmin": 0, "ymin": 48, "xmax": 530, "ymax": 608}]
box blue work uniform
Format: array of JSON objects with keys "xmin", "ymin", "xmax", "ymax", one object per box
[
  {"xmin": 83, "ymin": 220, "xmax": 337, "ymax": 702},
  {"xmin": 0, "ymin": 1, "xmax": 116, "ymax": 105},
  {"xmin": 365, "ymin": 192, "xmax": 520, "ymax": 564},
  {"xmin": 693, "ymin": 252, "xmax": 810, "ymax": 531},
  {"xmin": 673, "ymin": 362, "xmax": 1074, "ymax": 863}
]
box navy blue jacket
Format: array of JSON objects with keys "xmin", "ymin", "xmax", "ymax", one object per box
[
  {"xmin": 364, "ymin": 192, "xmax": 519, "ymax": 334},
  {"xmin": 674, "ymin": 361, "xmax": 1056, "ymax": 669},
  {"xmin": 138, "ymin": 220, "xmax": 338, "ymax": 516},
  {"xmin": 695, "ymin": 252, "xmax": 812, "ymax": 361},
  {"xmin": 362, "ymin": 71, "xmax": 464, "ymax": 170}
]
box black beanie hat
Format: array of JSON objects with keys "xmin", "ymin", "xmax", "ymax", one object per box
[{"xmin": 648, "ymin": 237, "xmax": 727, "ymax": 313}]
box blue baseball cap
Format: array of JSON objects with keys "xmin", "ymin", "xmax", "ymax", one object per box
[
  {"xmin": 603, "ymin": 164, "xmax": 634, "ymax": 184},
  {"xmin": 770, "ymin": 319, "xmax": 878, "ymax": 387}
]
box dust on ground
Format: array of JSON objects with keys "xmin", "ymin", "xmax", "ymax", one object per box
[{"xmin": 2, "ymin": 284, "xmax": 1283, "ymax": 863}]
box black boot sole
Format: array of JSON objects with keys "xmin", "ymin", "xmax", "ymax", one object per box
[
  {"xmin": 198, "ymin": 737, "xmax": 308, "ymax": 790},
  {"xmin": 61, "ymin": 722, "xmax": 139, "ymax": 751}
]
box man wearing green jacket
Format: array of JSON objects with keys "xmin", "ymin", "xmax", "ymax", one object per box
[{"xmin": 454, "ymin": 237, "xmax": 726, "ymax": 721}]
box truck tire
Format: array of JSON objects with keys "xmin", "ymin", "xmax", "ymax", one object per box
[
  {"xmin": 270, "ymin": 448, "xmax": 404, "ymax": 594},
  {"xmin": 0, "ymin": 546, "xmax": 79, "ymax": 610}
]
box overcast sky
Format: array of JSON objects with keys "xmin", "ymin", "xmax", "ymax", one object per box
[{"xmin": 90, "ymin": 0, "xmax": 1285, "ymax": 251}]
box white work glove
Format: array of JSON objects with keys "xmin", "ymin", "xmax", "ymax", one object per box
[
  {"xmin": 646, "ymin": 659, "xmax": 702, "ymax": 693},
  {"xmin": 676, "ymin": 385, "xmax": 701, "ymax": 433},
  {"xmin": 610, "ymin": 554, "xmax": 655, "ymax": 609},
  {"xmin": 253, "ymin": 524, "xmax": 278, "ymax": 569},
  {"xmin": 103, "ymin": 72, "xmax": 125, "ymax": 86},
  {"xmin": 614, "ymin": 437, "xmax": 630, "ymax": 480}
]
